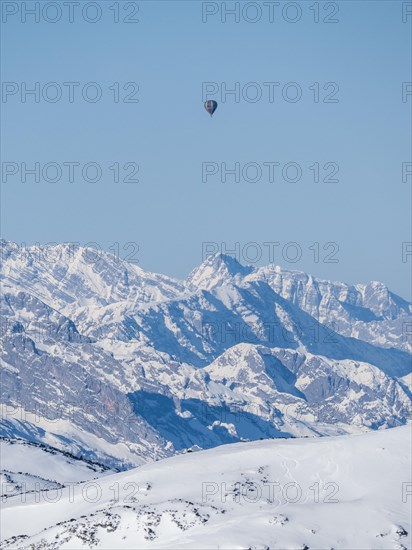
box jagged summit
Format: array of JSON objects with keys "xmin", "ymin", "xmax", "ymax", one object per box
[{"xmin": 187, "ymin": 253, "xmax": 254, "ymax": 291}]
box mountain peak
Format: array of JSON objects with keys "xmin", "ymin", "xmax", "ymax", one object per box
[{"xmin": 186, "ymin": 253, "xmax": 254, "ymax": 291}]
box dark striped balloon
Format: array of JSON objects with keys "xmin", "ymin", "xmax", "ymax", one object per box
[{"xmin": 204, "ymin": 100, "xmax": 218, "ymax": 117}]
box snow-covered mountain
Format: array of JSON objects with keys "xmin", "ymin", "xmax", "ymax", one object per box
[
  {"xmin": 1, "ymin": 426, "xmax": 411, "ymax": 549},
  {"xmin": 1, "ymin": 240, "xmax": 411, "ymax": 467}
]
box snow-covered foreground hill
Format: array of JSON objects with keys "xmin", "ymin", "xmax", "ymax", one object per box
[
  {"xmin": 1, "ymin": 426, "xmax": 411, "ymax": 549},
  {"xmin": 0, "ymin": 438, "xmax": 113, "ymax": 501}
]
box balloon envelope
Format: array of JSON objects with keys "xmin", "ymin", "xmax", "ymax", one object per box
[{"xmin": 204, "ymin": 100, "xmax": 218, "ymax": 117}]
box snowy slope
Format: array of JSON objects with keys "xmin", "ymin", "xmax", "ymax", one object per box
[
  {"xmin": 1, "ymin": 426, "xmax": 411, "ymax": 549},
  {"xmin": 0, "ymin": 240, "xmax": 185, "ymax": 312},
  {"xmin": 0, "ymin": 438, "xmax": 113, "ymax": 500}
]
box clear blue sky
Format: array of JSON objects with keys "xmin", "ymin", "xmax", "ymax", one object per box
[{"xmin": 1, "ymin": 1, "xmax": 411, "ymax": 298}]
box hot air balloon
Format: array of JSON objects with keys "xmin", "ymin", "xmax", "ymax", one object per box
[{"xmin": 204, "ymin": 100, "xmax": 218, "ymax": 117}]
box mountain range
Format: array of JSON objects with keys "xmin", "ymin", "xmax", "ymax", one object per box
[{"xmin": 1, "ymin": 239, "xmax": 411, "ymax": 469}]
